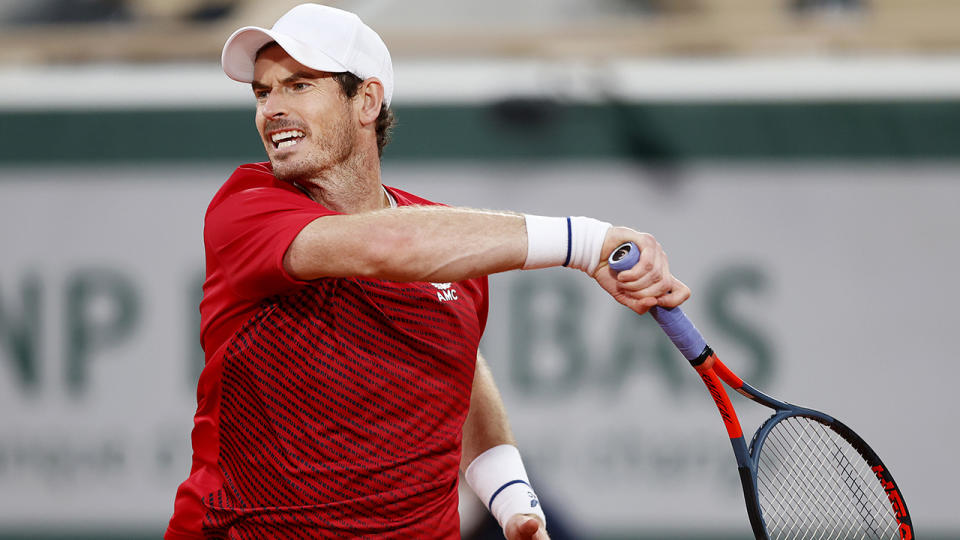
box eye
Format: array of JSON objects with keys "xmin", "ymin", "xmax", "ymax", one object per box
[
  {"xmin": 292, "ymin": 82, "xmax": 311, "ymax": 91},
  {"xmin": 253, "ymin": 89, "xmax": 270, "ymax": 100}
]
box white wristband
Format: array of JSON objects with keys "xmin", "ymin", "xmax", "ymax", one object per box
[
  {"xmin": 465, "ymin": 444, "xmax": 546, "ymax": 531},
  {"xmin": 523, "ymin": 214, "xmax": 611, "ymax": 274},
  {"xmin": 567, "ymin": 216, "xmax": 612, "ymax": 275},
  {"xmin": 522, "ymin": 215, "xmax": 568, "ymax": 269}
]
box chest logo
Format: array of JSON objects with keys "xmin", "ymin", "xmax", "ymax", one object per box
[{"xmin": 430, "ymin": 282, "xmax": 460, "ymax": 302}]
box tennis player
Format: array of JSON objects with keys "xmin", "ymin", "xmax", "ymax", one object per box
[{"xmin": 165, "ymin": 4, "xmax": 689, "ymax": 539}]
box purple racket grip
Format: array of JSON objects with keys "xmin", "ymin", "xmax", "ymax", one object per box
[{"xmin": 608, "ymin": 242, "xmax": 708, "ymax": 362}]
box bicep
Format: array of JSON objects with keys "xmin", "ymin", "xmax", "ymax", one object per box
[{"xmin": 283, "ymin": 213, "xmax": 401, "ymax": 281}]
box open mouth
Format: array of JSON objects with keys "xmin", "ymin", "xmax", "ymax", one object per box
[{"xmin": 270, "ymin": 129, "xmax": 305, "ymax": 150}]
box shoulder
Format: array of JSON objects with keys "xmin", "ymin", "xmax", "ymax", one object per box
[
  {"xmin": 222, "ymin": 162, "xmax": 277, "ymax": 193},
  {"xmin": 206, "ymin": 162, "xmax": 307, "ymax": 214}
]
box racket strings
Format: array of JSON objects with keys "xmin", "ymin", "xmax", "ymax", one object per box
[
  {"xmin": 755, "ymin": 416, "xmax": 899, "ymax": 540},
  {"xmin": 763, "ymin": 419, "xmax": 892, "ymax": 540}
]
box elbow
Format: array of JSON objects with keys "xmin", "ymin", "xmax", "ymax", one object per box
[{"xmin": 283, "ymin": 240, "xmax": 315, "ymax": 281}]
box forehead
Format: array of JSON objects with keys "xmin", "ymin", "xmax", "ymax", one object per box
[{"xmin": 252, "ymin": 44, "xmax": 325, "ymax": 81}]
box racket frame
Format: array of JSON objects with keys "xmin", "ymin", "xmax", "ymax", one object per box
[{"xmin": 608, "ymin": 242, "xmax": 914, "ymax": 540}]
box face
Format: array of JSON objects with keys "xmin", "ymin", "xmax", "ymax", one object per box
[{"xmin": 251, "ymin": 45, "xmax": 358, "ymax": 183}]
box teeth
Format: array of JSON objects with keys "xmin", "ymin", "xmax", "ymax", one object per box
[
  {"xmin": 277, "ymin": 140, "xmax": 298, "ymax": 149},
  {"xmin": 271, "ymin": 130, "xmax": 304, "ymax": 143}
]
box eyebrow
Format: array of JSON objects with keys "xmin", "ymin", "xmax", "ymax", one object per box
[{"xmin": 251, "ymin": 70, "xmax": 333, "ymax": 91}]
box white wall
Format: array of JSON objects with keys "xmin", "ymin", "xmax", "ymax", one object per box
[{"xmin": 0, "ymin": 161, "xmax": 955, "ymax": 535}]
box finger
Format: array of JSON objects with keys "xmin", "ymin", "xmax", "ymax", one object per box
[
  {"xmin": 656, "ymin": 279, "xmax": 691, "ymax": 308},
  {"xmin": 626, "ymin": 278, "xmax": 675, "ymax": 299},
  {"xmin": 614, "ymin": 246, "xmax": 661, "ymax": 283},
  {"xmin": 615, "ymin": 266, "xmax": 666, "ymax": 293},
  {"xmin": 618, "ymin": 294, "xmax": 658, "ymax": 315},
  {"xmin": 618, "ymin": 245, "xmax": 670, "ymax": 288},
  {"xmin": 610, "ymin": 234, "xmax": 659, "ymax": 278}
]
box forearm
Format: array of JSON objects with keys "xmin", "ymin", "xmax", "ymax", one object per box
[
  {"xmin": 285, "ymin": 205, "xmax": 527, "ymax": 282},
  {"xmin": 462, "ymin": 353, "xmax": 547, "ymax": 535},
  {"xmin": 461, "ymin": 353, "xmax": 516, "ymax": 471}
]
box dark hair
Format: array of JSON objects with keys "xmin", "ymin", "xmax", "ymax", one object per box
[{"xmin": 331, "ymin": 72, "xmax": 395, "ymax": 158}]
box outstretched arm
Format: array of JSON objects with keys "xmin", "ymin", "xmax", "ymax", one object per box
[
  {"xmin": 284, "ymin": 206, "xmax": 526, "ymax": 283},
  {"xmin": 462, "ymin": 353, "xmax": 549, "ymax": 540},
  {"xmin": 284, "ymin": 206, "xmax": 689, "ymax": 314}
]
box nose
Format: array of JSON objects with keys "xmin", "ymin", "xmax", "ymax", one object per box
[{"xmin": 260, "ymin": 89, "xmax": 288, "ymax": 119}]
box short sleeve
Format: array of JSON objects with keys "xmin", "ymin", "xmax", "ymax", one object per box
[{"xmin": 205, "ymin": 186, "xmax": 336, "ymax": 300}]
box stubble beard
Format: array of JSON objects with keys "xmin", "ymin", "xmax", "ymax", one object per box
[{"xmin": 270, "ymin": 115, "xmax": 358, "ymax": 188}]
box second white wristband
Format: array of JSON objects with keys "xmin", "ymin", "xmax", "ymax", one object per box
[{"xmin": 465, "ymin": 444, "xmax": 546, "ymax": 530}]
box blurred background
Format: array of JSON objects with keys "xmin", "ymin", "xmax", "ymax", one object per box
[{"xmin": 1, "ymin": 0, "xmax": 959, "ymax": 538}]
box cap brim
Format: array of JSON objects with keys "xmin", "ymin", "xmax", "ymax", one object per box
[{"xmin": 221, "ymin": 26, "xmax": 349, "ymax": 83}]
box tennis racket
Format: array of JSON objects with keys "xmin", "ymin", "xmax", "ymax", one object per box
[{"xmin": 608, "ymin": 242, "xmax": 914, "ymax": 540}]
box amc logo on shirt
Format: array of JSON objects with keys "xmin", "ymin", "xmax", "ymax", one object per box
[{"xmin": 431, "ymin": 282, "xmax": 459, "ymax": 302}]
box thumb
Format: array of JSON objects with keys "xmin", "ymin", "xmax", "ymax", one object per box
[
  {"xmin": 517, "ymin": 517, "xmax": 540, "ymax": 536},
  {"xmin": 505, "ymin": 514, "xmax": 543, "ymax": 540}
]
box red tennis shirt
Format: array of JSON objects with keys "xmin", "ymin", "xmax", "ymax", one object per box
[{"xmin": 166, "ymin": 162, "xmax": 489, "ymax": 539}]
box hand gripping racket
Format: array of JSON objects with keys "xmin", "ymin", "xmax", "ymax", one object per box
[{"xmin": 608, "ymin": 242, "xmax": 914, "ymax": 540}]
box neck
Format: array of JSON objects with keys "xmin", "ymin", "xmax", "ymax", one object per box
[{"xmin": 295, "ymin": 151, "xmax": 389, "ymax": 214}]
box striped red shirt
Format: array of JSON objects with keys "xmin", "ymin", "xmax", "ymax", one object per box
[{"xmin": 166, "ymin": 163, "xmax": 488, "ymax": 539}]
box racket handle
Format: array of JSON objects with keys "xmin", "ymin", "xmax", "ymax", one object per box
[{"xmin": 608, "ymin": 242, "xmax": 708, "ymax": 363}]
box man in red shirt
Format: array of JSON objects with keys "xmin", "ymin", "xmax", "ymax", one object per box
[{"xmin": 166, "ymin": 4, "xmax": 689, "ymax": 539}]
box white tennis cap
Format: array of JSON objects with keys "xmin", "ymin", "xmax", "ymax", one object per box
[{"xmin": 221, "ymin": 3, "xmax": 394, "ymax": 106}]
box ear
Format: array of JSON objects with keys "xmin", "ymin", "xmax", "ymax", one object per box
[{"xmin": 356, "ymin": 78, "xmax": 385, "ymax": 127}]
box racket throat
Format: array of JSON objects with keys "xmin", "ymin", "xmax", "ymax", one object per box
[{"xmin": 697, "ymin": 365, "xmax": 745, "ymax": 439}]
